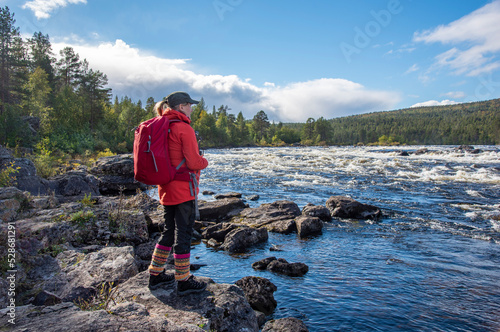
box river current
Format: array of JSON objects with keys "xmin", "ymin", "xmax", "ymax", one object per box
[{"xmin": 173, "ymin": 146, "xmax": 500, "ymax": 331}]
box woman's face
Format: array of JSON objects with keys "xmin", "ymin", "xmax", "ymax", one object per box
[{"xmin": 179, "ymin": 103, "xmax": 193, "ymax": 118}]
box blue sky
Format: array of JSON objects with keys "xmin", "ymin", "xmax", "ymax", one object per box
[{"xmin": 3, "ymin": 0, "xmax": 500, "ymax": 122}]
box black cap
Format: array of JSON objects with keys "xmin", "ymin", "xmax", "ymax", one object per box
[{"xmin": 164, "ymin": 91, "xmax": 199, "ymax": 108}]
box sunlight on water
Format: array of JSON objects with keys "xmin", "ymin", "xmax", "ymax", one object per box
[{"xmin": 188, "ymin": 146, "xmax": 500, "ymax": 331}]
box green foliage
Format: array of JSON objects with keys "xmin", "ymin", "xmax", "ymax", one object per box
[
  {"xmin": 0, "ymin": 161, "xmax": 20, "ymax": 187},
  {"xmin": 0, "ymin": 6, "xmax": 498, "ymax": 155},
  {"xmin": 70, "ymin": 210, "xmax": 95, "ymax": 228},
  {"xmin": 329, "ymin": 99, "xmax": 500, "ymax": 145},
  {"xmin": 79, "ymin": 193, "xmax": 96, "ymax": 207},
  {"xmin": 32, "ymin": 137, "xmax": 61, "ymax": 178},
  {"xmin": 74, "ymin": 282, "xmax": 118, "ymax": 313},
  {"xmin": 38, "ymin": 243, "xmax": 65, "ymax": 257},
  {"xmin": 23, "ymin": 66, "xmax": 52, "ymax": 133}
]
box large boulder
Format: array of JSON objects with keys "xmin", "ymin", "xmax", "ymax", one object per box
[
  {"xmin": 47, "ymin": 169, "xmax": 100, "ymax": 199},
  {"xmin": 0, "ymin": 302, "xmax": 170, "ymax": 332},
  {"xmin": 202, "ymin": 222, "xmax": 238, "ymax": 242},
  {"xmin": 2, "ymin": 273, "xmax": 261, "ymax": 332},
  {"xmin": 264, "ymin": 218, "xmax": 296, "ymax": 234},
  {"xmin": 454, "ymin": 145, "xmax": 482, "ymax": 154},
  {"xmin": 234, "ymin": 200, "xmax": 301, "ymax": 230},
  {"xmin": 302, "ymin": 203, "xmax": 331, "ymax": 222},
  {"xmin": 0, "ymin": 151, "xmax": 50, "ymax": 195},
  {"xmin": 235, "ymin": 276, "xmax": 277, "ymax": 316},
  {"xmin": 295, "ymin": 216, "xmax": 323, "ymax": 237},
  {"xmin": 41, "ymin": 246, "xmax": 139, "ymax": 302},
  {"xmin": 198, "ymin": 198, "xmax": 247, "ymax": 221},
  {"xmin": 326, "ymin": 196, "xmax": 382, "ymax": 220},
  {"xmin": 90, "ymin": 154, "xmax": 147, "ymax": 195},
  {"xmin": 214, "ymin": 192, "xmax": 242, "ymax": 199},
  {"xmin": 262, "ymin": 317, "xmax": 309, "ymax": 332},
  {"xmin": 221, "ymin": 227, "xmax": 268, "ymax": 253},
  {"xmin": 113, "ymin": 271, "xmax": 259, "ymax": 332}
]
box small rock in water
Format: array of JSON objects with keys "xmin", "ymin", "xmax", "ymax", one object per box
[
  {"xmin": 214, "ymin": 192, "xmax": 242, "ymax": 199},
  {"xmin": 269, "ymin": 244, "xmax": 283, "ymax": 251},
  {"xmin": 247, "ymin": 194, "xmax": 260, "ymax": 201}
]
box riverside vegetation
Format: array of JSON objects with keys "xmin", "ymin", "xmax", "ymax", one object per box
[{"xmin": 1, "ymin": 6, "xmax": 499, "ymax": 175}]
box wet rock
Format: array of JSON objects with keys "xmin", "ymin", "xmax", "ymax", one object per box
[
  {"xmin": 235, "ymin": 200, "xmax": 301, "ymax": 229},
  {"xmin": 214, "ymin": 192, "xmax": 242, "ymax": 199},
  {"xmin": 455, "ymin": 145, "xmax": 482, "ymax": 154},
  {"xmin": 252, "ymin": 257, "xmax": 309, "ymax": 277},
  {"xmin": 198, "ymin": 198, "xmax": 247, "ymax": 221},
  {"xmin": 414, "ymin": 148, "xmax": 429, "ymax": 155},
  {"xmin": 221, "ymin": 227, "xmax": 268, "ymax": 253},
  {"xmin": 295, "ymin": 216, "xmax": 323, "ymax": 237},
  {"xmin": 264, "ymin": 218, "xmax": 296, "ymax": 234},
  {"xmin": 262, "ymin": 317, "xmax": 309, "ymax": 332},
  {"xmin": 235, "ymin": 276, "xmax": 277, "ymax": 316},
  {"xmin": 326, "ymin": 196, "xmax": 382, "ymax": 220},
  {"xmin": 90, "ymin": 154, "xmax": 147, "ymax": 195},
  {"xmin": 302, "ymin": 203, "xmax": 331, "ymax": 222},
  {"xmin": 202, "ymin": 222, "xmax": 238, "ymax": 242},
  {"xmin": 207, "ymin": 238, "xmax": 221, "ymax": 247},
  {"xmin": 269, "ymin": 244, "xmax": 284, "ymax": 252},
  {"xmin": 247, "ymin": 194, "xmax": 260, "ymax": 201},
  {"xmin": 251, "ymin": 257, "xmax": 277, "ymax": 270},
  {"xmin": 398, "ymin": 151, "xmax": 410, "ymax": 156},
  {"xmin": 202, "ymin": 190, "xmax": 215, "ymax": 195},
  {"xmin": 267, "ymin": 259, "xmax": 309, "ymax": 277}
]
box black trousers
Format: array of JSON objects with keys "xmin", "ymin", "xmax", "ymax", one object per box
[{"xmin": 157, "ymin": 200, "xmax": 195, "ymax": 255}]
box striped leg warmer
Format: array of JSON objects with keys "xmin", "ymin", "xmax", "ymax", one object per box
[
  {"xmin": 148, "ymin": 244, "xmax": 171, "ymax": 276},
  {"xmin": 174, "ymin": 253, "xmax": 191, "ymax": 281}
]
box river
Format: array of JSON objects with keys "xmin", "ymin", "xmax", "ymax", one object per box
[{"xmin": 174, "ymin": 146, "xmax": 500, "ymax": 331}]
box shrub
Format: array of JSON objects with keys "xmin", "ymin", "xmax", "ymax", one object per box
[{"xmin": 0, "ymin": 161, "xmax": 20, "ymax": 187}]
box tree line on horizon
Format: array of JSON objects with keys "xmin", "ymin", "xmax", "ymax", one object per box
[{"xmin": 1, "ymin": 6, "xmax": 498, "ymax": 166}]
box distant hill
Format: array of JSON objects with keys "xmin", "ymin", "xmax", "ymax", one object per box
[{"xmin": 326, "ymin": 98, "xmax": 500, "ymax": 145}]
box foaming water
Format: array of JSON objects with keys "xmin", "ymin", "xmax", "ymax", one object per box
[{"xmin": 168, "ymin": 146, "xmax": 499, "ymax": 331}]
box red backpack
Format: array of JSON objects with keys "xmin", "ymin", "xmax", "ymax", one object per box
[{"xmin": 133, "ymin": 116, "xmax": 190, "ymax": 185}]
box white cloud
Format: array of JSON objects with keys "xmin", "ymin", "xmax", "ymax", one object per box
[
  {"xmin": 413, "ymin": 0, "xmax": 500, "ymax": 77},
  {"xmin": 404, "ymin": 64, "xmax": 419, "ymax": 75},
  {"xmin": 411, "ymin": 100, "xmax": 459, "ymax": 108},
  {"xmin": 261, "ymin": 79, "xmax": 400, "ymax": 122},
  {"xmin": 22, "ymin": 0, "xmax": 87, "ymax": 19},
  {"xmin": 52, "ymin": 39, "xmax": 400, "ymax": 122},
  {"xmin": 443, "ymin": 91, "xmax": 466, "ymax": 99}
]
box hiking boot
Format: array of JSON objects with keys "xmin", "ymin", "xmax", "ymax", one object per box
[
  {"xmin": 177, "ymin": 275, "xmax": 207, "ymax": 295},
  {"xmin": 149, "ymin": 271, "xmax": 175, "ymax": 290}
]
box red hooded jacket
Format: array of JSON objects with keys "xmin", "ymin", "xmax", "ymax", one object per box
[{"xmin": 157, "ymin": 109, "xmax": 208, "ymax": 206}]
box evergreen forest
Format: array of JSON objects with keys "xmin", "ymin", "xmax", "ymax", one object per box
[{"xmin": 1, "ymin": 6, "xmax": 499, "ymax": 172}]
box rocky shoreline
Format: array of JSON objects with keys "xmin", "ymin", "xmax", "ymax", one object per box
[{"xmin": 1, "ymin": 150, "xmax": 382, "ymax": 331}]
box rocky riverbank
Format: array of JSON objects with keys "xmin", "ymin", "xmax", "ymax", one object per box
[{"xmin": 0, "ymin": 149, "xmax": 382, "ymax": 331}]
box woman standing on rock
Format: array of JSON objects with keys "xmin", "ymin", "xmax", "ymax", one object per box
[{"xmin": 148, "ymin": 91, "xmax": 209, "ymax": 295}]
